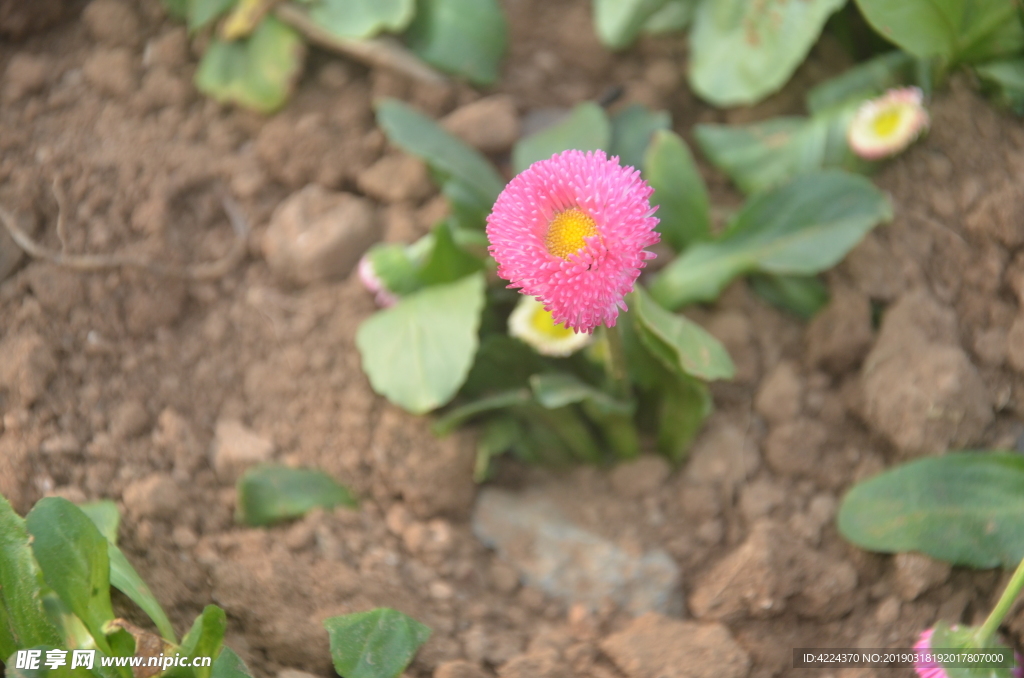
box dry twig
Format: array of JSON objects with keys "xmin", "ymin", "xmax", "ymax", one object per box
[{"xmin": 0, "ymin": 190, "xmax": 250, "ymax": 281}]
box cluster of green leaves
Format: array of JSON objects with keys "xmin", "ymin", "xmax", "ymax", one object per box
[
  {"xmin": 839, "ymin": 452, "xmax": 1024, "ymax": 568},
  {"xmin": 1, "ymin": 486, "xmax": 430, "ymax": 678},
  {"xmin": 356, "ymin": 96, "xmax": 891, "ymax": 476},
  {"xmin": 160, "ymin": 0, "xmax": 507, "ymax": 112},
  {"xmin": 594, "ymin": 0, "xmax": 1024, "ymax": 112}
]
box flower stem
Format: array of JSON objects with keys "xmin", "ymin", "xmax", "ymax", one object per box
[
  {"xmin": 603, "ymin": 324, "xmax": 631, "ymax": 402},
  {"xmin": 976, "ymin": 555, "xmax": 1024, "ymax": 645}
]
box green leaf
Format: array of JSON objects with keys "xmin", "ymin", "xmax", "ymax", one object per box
[
  {"xmin": 194, "ymin": 16, "xmax": 304, "ymax": 114},
  {"xmin": 324, "ymin": 608, "xmax": 431, "ymax": 678},
  {"xmin": 107, "ymin": 546, "xmax": 177, "ymax": 643},
  {"xmin": 609, "ymin": 104, "xmax": 671, "ymax": 172},
  {"xmin": 529, "ymin": 372, "xmax": 632, "ymax": 416},
  {"xmin": 748, "ymin": 273, "xmax": 830, "ymax": 319},
  {"xmin": 521, "ymin": 403, "xmax": 604, "ymax": 464},
  {"xmin": 78, "ymin": 501, "xmax": 120, "ymax": 545},
  {"xmin": 307, "ymin": 0, "xmax": 415, "ymax": 39},
  {"xmin": 365, "ymin": 243, "xmax": 423, "ymax": 298},
  {"xmin": 806, "ymin": 51, "xmax": 916, "ymax": 114},
  {"xmin": 650, "ymin": 171, "xmax": 893, "ymax": 309},
  {"xmin": 211, "ymin": 647, "xmax": 256, "ymax": 678},
  {"xmin": 838, "ymin": 452, "xmax": 1024, "ymax": 568},
  {"xmin": 236, "ymin": 465, "xmax": 357, "ymax": 526},
  {"xmin": 593, "ymin": 0, "xmax": 669, "ymax": 49},
  {"xmin": 642, "ymin": 0, "xmax": 696, "ymax": 34},
  {"xmin": 512, "ymin": 102, "xmax": 611, "ymax": 174},
  {"xmin": 404, "ymin": 0, "xmax": 507, "ymax": 85},
  {"xmin": 25, "ymin": 498, "xmax": 116, "ymax": 655},
  {"xmin": 930, "ymin": 621, "xmax": 1017, "ymax": 678},
  {"xmin": 644, "ymin": 129, "xmax": 710, "ymax": 251},
  {"xmin": 631, "ymin": 286, "xmax": 735, "ymax": 381},
  {"xmin": 188, "ymin": 0, "xmax": 234, "ymax": 32},
  {"xmin": 0, "ymin": 495, "xmax": 63, "ymax": 658},
  {"xmin": 162, "ymin": 0, "xmax": 189, "ymax": 20},
  {"xmin": 694, "ymin": 107, "xmax": 864, "ymax": 196},
  {"xmin": 976, "ymin": 58, "xmax": 1024, "ymax": 114},
  {"xmin": 473, "ymin": 417, "xmax": 523, "ymax": 481},
  {"xmin": 418, "ymin": 221, "xmax": 485, "ymax": 286},
  {"xmin": 432, "ymin": 390, "xmax": 532, "ymax": 437},
  {"xmin": 357, "ymin": 273, "xmax": 486, "ymax": 414},
  {"xmin": 688, "ymin": 0, "xmax": 846, "ymax": 106},
  {"xmin": 853, "ymin": 0, "xmax": 1024, "ymax": 64},
  {"xmin": 375, "ymin": 99, "xmax": 504, "ymax": 210},
  {"xmin": 166, "ymin": 606, "xmax": 227, "ymax": 678},
  {"xmin": 461, "ymin": 334, "xmax": 547, "ymax": 399},
  {"xmin": 657, "ymin": 375, "xmax": 712, "ymax": 462}
]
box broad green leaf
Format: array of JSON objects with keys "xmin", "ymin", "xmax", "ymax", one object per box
[
  {"xmin": 432, "ymin": 390, "xmax": 532, "ymax": 437},
  {"xmin": 166, "ymin": 606, "xmax": 226, "ymax": 678},
  {"xmin": 694, "ymin": 108, "xmax": 863, "ymax": 196},
  {"xmin": 308, "ymin": 0, "xmax": 415, "ymax": 39},
  {"xmin": 25, "ymin": 498, "xmax": 115, "ymax": 655},
  {"xmin": 376, "ymin": 99, "xmax": 504, "ymax": 210},
  {"xmin": 188, "ymin": 0, "xmax": 234, "ymax": 32},
  {"xmin": 324, "ymin": 608, "xmax": 431, "ymax": 678},
  {"xmin": 418, "ymin": 221, "xmax": 485, "ymax": 286},
  {"xmin": 642, "ymin": 0, "xmax": 696, "ymax": 33},
  {"xmin": 838, "ymin": 452, "xmax": 1024, "ymax": 568},
  {"xmin": 236, "ymin": 466, "xmax": 357, "ymax": 526},
  {"xmin": 609, "ymin": 104, "xmax": 671, "ymax": 172},
  {"xmin": 748, "ymin": 273, "xmax": 830, "ymax": 319},
  {"xmin": 689, "ymin": 0, "xmax": 846, "ymax": 106},
  {"xmin": 461, "ymin": 334, "xmax": 547, "ymax": 399},
  {"xmin": 442, "ymin": 178, "xmax": 490, "ymax": 231},
  {"xmin": 593, "ymin": 0, "xmax": 669, "ymax": 49},
  {"xmin": 404, "ymin": 0, "xmax": 507, "ymax": 85},
  {"xmin": 657, "ymin": 375, "xmax": 712, "ymax": 462},
  {"xmin": 512, "ymin": 102, "xmax": 611, "ymax": 173},
  {"xmin": 108, "ymin": 547, "xmax": 177, "ymax": 643},
  {"xmin": 853, "ymin": 0, "xmax": 1024, "ymax": 64},
  {"xmin": 0, "ymin": 495, "xmax": 62, "ymax": 658},
  {"xmin": 976, "ymin": 58, "xmax": 1024, "ymax": 114},
  {"xmin": 356, "ymin": 273, "xmax": 486, "ymax": 413},
  {"xmin": 79, "ymin": 501, "xmax": 120, "ymax": 545},
  {"xmin": 211, "ymin": 647, "xmax": 256, "ymax": 678},
  {"xmin": 644, "ymin": 129, "xmax": 710, "ymax": 251},
  {"xmin": 632, "ymin": 287, "xmax": 735, "ymax": 381},
  {"xmin": 806, "ymin": 51, "xmax": 916, "ymax": 114},
  {"xmin": 523, "ymin": 403, "xmax": 603, "ymax": 463},
  {"xmin": 529, "ymin": 373, "xmax": 632, "ymax": 416},
  {"xmin": 650, "ymin": 171, "xmax": 892, "ymax": 309},
  {"xmin": 194, "ymin": 16, "xmax": 304, "ymax": 114},
  {"xmin": 365, "ymin": 243, "xmax": 423, "ymax": 298}
]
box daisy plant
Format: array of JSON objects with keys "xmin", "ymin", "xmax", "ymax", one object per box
[{"xmin": 355, "ymin": 96, "xmax": 891, "ymax": 478}]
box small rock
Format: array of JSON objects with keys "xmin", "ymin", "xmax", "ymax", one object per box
[
  {"xmin": 211, "ymin": 419, "xmax": 274, "ymax": 482},
  {"xmin": 434, "ymin": 660, "xmax": 490, "ymax": 678},
  {"xmin": 875, "ymin": 596, "xmax": 901, "ymax": 625},
  {"xmin": 497, "ymin": 649, "xmax": 564, "ymax": 678},
  {"xmin": 144, "ymin": 29, "xmax": 188, "ymax": 70},
  {"xmin": 109, "ymin": 401, "xmax": 150, "ymax": 440},
  {"xmin": 893, "ymin": 552, "xmax": 951, "ymax": 602},
  {"xmin": 600, "ymin": 613, "xmax": 750, "ymax": 678},
  {"xmin": 172, "ymin": 525, "xmax": 198, "ymax": 549},
  {"xmin": 122, "ymin": 474, "xmax": 181, "ymax": 520},
  {"xmin": 136, "ymin": 67, "xmax": 191, "ymax": 111},
  {"xmin": 25, "ymin": 263, "xmax": 84, "ymax": 317},
  {"xmin": 153, "ymin": 408, "xmax": 203, "ymax": 474},
  {"xmin": 965, "ymin": 181, "xmax": 1024, "ymax": 249},
  {"xmin": 473, "ymin": 487, "xmax": 680, "ymax": 615},
  {"xmin": 2, "ymin": 52, "xmax": 50, "ymax": 102},
  {"xmin": 0, "ymin": 331, "xmax": 56, "ymax": 406},
  {"xmin": 738, "ymin": 479, "xmax": 786, "ymax": 523},
  {"xmin": 678, "ymin": 483, "xmax": 721, "ymax": 521},
  {"xmin": 82, "ymin": 47, "xmax": 137, "ymax": 97},
  {"xmin": 262, "ymin": 185, "xmax": 379, "ymax": 287},
  {"xmin": 1006, "ymin": 315, "xmax": 1024, "ymax": 375},
  {"xmin": 754, "ymin": 361, "xmax": 803, "ymax": 424},
  {"xmin": 356, "ymin": 152, "xmax": 432, "ymax": 203},
  {"xmin": 40, "ymin": 433, "xmax": 80, "ymax": 456},
  {"xmin": 442, "ymin": 95, "xmax": 520, "ymax": 153},
  {"xmin": 805, "ymin": 287, "xmax": 873, "ymax": 374},
  {"xmin": 685, "ymin": 421, "xmax": 760, "ymax": 491},
  {"xmin": 609, "ymin": 456, "xmax": 671, "ymax": 499},
  {"xmin": 82, "ymin": 0, "xmax": 140, "ymax": 48},
  {"xmin": 764, "ymin": 418, "xmax": 828, "ymax": 477}
]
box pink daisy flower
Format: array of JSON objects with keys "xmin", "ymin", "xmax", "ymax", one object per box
[{"xmin": 486, "ymin": 150, "xmax": 660, "ymax": 333}]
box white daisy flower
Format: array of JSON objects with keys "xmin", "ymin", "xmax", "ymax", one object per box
[
  {"xmin": 508, "ymin": 295, "xmax": 592, "ymax": 357},
  {"xmin": 848, "ymin": 87, "xmax": 930, "ymax": 160}
]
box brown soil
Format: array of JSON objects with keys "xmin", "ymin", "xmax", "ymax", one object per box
[{"xmin": 3, "ymin": 2, "xmax": 1024, "ymax": 678}]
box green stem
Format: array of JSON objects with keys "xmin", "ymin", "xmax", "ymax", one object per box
[
  {"xmin": 603, "ymin": 323, "xmax": 631, "ymax": 402},
  {"xmin": 976, "ymin": 555, "xmax": 1024, "ymax": 645}
]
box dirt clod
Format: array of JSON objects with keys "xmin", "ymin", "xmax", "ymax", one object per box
[
  {"xmin": 0, "ymin": 331, "xmax": 56, "ymax": 406},
  {"xmin": 442, "ymin": 95, "xmax": 521, "ymax": 153},
  {"xmin": 123, "ymin": 474, "xmax": 181, "ymax": 520},
  {"xmin": 805, "ymin": 287, "xmax": 873, "ymax": 374},
  {"xmin": 434, "ymin": 660, "xmax": 491, "ymax": 678},
  {"xmin": 82, "ymin": 47, "xmax": 138, "ymax": 97},
  {"xmin": 893, "ymin": 552, "xmax": 952, "ymax": 602},
  {"xmin": 609, "ymin": 455, "xmax": 671, "ymax": 499},
  {"xmin": 82, "ymin": 0, "xmax": 141, "ymax": 48},
  {"xmin": 356, "ymin": 153, "xmax": 433, "ymax": 204},
  {"xmin": 211, "ymin": 419, "xmax": 274, "ymax": 482},
  {"xmin": 764, "ymin": 418, "xmax": 828, "ymax": 477}
]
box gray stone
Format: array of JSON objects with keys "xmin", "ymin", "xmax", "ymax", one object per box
[
  {"xmin": 262, "ymin": 185, "xmax": 378, "ymax": 287},
  {"xmin": 472, "ymin": 487, "xmax": 680, "ymax": 615}
]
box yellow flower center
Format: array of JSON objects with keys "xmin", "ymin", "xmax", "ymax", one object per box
[
  {"xmin": 530, "ymin": 303, "xmax": 575, "ymax": 340},
  {"xmin": 545, "ymin": 208, "xmax": 598, "ymax": 260},
  {"xmin": 872, "ymin": 107, "xmax": 902, "ymax": 138}
]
